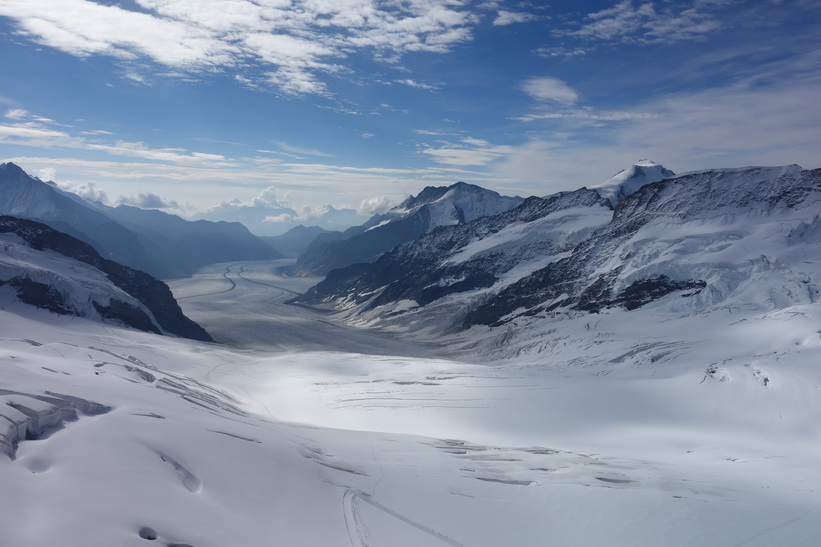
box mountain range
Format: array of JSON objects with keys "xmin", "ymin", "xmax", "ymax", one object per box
[
  {"xmin": 0, "ymin": 215, "xmax": 213, "ymax": 342},
  {"xmin": 290, "ymin": 181, "xmax": 524, "ymax": 276},
  {"xmin": 0, "ymin": 163, "xmax": 279, "ymax": 279},
  {"xmin": 296, "ymin": 162, "xmax": 821, "ymax": 352}
]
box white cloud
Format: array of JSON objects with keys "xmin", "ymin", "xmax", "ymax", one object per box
[
  {"xmin": 358, "ymin": 195, "xmax": 394, "ymax": 216},
  {"xmin": 263, "ymin": 213, "xmax": 294, "ymax": 223},
  {"xmin": 5, "ymin": 109, "xmax": 29, "ymax": 120},
  {"xmin": 0, "ymin": 113, "xmax": 231, "ymax": 167},
  {"xmin": 55, "ymin": 180, "xmax": 111, "ymax": 204},
  {"xmin": 520, "ymin": 76, "xmax": 579, "ymax": 105},
  {"xmin": 35, "ymin": 167, "xmax": 57, "ymax": 182},
  {"xmin": 270, "ymin": 141, "xmax": 334, "ymax": 158},
  {"xmin": 396, "ymin": 79, "xmax": 440, "ymax": 90},
  {"xmin": 421, "ymin": 136, "xmax": 518, "ymax": 167},
  {"xmin": 514, "ymin": 108, "xmax": 657, "ymax": 123},
  {"xmin": 493, "ymin": 10, "xmax": 538, "ymax": 26},
  {"xmin": 119, "ymin": 192, "xmax": 180, "ymax": 209},
  {"xmin": 0, "ymin": 0, "xmax": 482, "ymax": 96},
  {"xmin": 570, "ymin": 0, "xmax": 724, "ymax": 44},
  {"xmin": 534, "ymin": 46, "xmax": 590, "ymax": 58}
]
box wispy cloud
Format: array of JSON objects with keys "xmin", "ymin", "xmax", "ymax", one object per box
[
  {"xmin": 493, "ymin": 10, "xmax": 539, "ymax": 26},
  {"xmin": 0, "ymin": 0, "xmax": 481, "ymax": 96},
  {"xmin": 513, "ymin": 109, "xmax": 657, "ymax": 123},
  {"xmin": 520, "ymin": 76, "xmax": 579, "ymax": 105},
  {"xmin": 119, "ymin": 192, "xmax": 180, "ymax": 209},
  {"xmin": 567, "ymin": 0, "xmax": 725, "ymax": 44},
  {"xmin": 420, "ymin": 136, "xmax": 518, "ymax": 167},
  {"xmin": 270, "ymin": 141, "xmax": 334, "ymax": 158},
  {"xmin": 396, "ymin": 79, "xmax": 440, "ymax": 90},
  {"xmin": 0, "ymin": 110, "xmax": 231, "ymax": 166}
]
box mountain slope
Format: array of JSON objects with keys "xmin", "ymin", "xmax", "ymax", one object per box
[
  {"xmin": 259, "ymin": 224, "xmax": 331, "ymax": 258},
  {"xmin": 0, "ymin": 215, "xmax": 213, "ymax": 342},
  {"xmin": 296, "ymin": 188, "xmax": 612, "ymax": 332},
  {"xmin": 468, "ymin": 165, "xmax": 820, "ymax": 327},
  {"xmin": 592, "ymin": 159, "xmax": 676, "ymax": 205},
  {"xmin": 0, "ymin": 162, "xmax": 164, "ymax": 275},
  {"xmin": 291, "ymin": 181, "xmax": 523, "ymax": 276},
  {"xmin": 0, "ymin": 163, "xmax": 278, "ymax": 278},
  {"xmin": 100, "ymin": 204, "xmax": 281, "ymax": 277},
  {"xmin": 295, "ymin": 164, "xmax": 821, "ymax": 349}
]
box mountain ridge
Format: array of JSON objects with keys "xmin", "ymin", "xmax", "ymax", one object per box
[
  {"xmin": 291, "ymin": 181, "xmax": 523, "ymax": 276},
  {"xmin": 0, "ymin": 162, "xmax": 278, "ymax": 279},
  {"xmin": 0, "ymin": 215, "xmax": 214, "ymax": 342},
  {"xmin": 294, "ymin": 163, "xmax": 821, "ymax": 345}
]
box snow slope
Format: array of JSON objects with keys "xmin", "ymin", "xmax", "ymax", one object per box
[
  {"xmin": 1, "ymin": 262, "xmax": 820, "ymax": 546},
  {"xmin": 592, "ymin": 159, "xmax": 676, "ymax": 205},
  {"xmin": 2, "ymin": 162, "xmax": 821, "ymax": 545},
  {"xmin": 291, "ymin": 181, "xmax": 523, "ymax": 276}
]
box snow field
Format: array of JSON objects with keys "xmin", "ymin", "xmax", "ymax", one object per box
[{"xmin": 0, "ymin": 258, "xmax": 820, "ymax": 545}]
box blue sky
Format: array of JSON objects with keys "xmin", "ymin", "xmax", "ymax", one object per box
[{"xmin": 1, "ymin": 0, "xmax": 820, "ymax": 235}]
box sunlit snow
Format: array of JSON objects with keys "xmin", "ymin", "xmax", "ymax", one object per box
[{"xmin": 1, "ymin": 258, "xmax": 819, "ymax": 545}]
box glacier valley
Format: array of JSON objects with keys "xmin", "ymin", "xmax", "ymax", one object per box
[{"xmin": 1, "ymin": 163, "xmax": 820, "ymax": 546}]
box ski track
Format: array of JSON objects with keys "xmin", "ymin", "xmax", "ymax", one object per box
[{"xmin": 342, "ymin": 489, "xmax": 465, "ymax": 547}]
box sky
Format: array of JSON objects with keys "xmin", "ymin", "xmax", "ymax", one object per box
[{"xmin": 1, "ymin": 0, "xmax": 820, "ymax": 235}]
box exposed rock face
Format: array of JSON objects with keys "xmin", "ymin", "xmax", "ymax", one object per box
[
  {"xmin": 0, "ymin": 215, "xmax": 214, "ymax": 342},
  {"xmin": 291, "ymin": 181, "xmax": 524, "ymax": 276},
  {"xmin": 467, "ymin": 165, "xmax": 821, "ymax": 327},
  {"xmin": 297, "ymin": 165, "xmax": 821, "ymax": 336},
  {"xmin": 297, "ymin": 188, "xmax": 612, "ymax": 315}
]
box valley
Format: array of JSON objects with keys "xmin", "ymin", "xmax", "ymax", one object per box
[
  {"xmin": 168, "ymin": 260, "xmax": 434, "ymax": 357},
  {"xmin": 2, "ymin": 163, "xmax": 821, "ymax": 545}
]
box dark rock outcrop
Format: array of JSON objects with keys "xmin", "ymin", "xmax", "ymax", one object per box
[{"xmin": 0, "ymin": 215, "xmax": 214, "ymax": 342}]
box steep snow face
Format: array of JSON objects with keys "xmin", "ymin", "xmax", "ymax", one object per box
[
  {"xmin": 0, "ymin": 216, "xmax": 213, "ymax": 341},
  {"xmin": 296, "ymin": 189, "xmax": 613, "ymax": 334},
  {"xmin": 0, "ymin": 232, "xmax": 162, "ymax": 332},
  {"xmin": 368, "ymin": 181, "xmax": 524, "ymax": 232},
  {"xmin": 0, "ymin": 163, "xmax": 63, "ymax": 218},
  {"xmin": 593, "ymin": 160, "xmax": 676, "ymax": 205},
  {"xmin": 291, "ymin": 181, "xmax": 524, "ymax": 276},
  {"xmin": 466, "ymin": 165, "xmax": 821, "ymax": 330}
]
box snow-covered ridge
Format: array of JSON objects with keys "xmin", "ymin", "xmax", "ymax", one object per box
[
  {"xmin": 592, "ymin": 159, "xmax": 676, "ymax": 205},
  {"xmin": 291, "ymin": 181, "xmax": 524, "ymax": 276},
  {"xmin": 295, "ymin": 188, "xmax": 613, "ymax": 330},
  {"xmin": 0, "ymin": 231, "xmax": 160, "ymax": 329},
  {"xmin": 0, "ymin": 216, "xmax": 213, "ymax": 341},
  {"xmin": 295, "ymin": 163, "xmax": 821, "ymax": 349},
  {"xmin": 467, "ymin": 164, "xmax": 821, "ymax": 330}
]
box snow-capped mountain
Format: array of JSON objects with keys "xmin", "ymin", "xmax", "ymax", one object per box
[
  {"xmin": 2, "ymin": 163, "xmax": 821, "ymax": 546},
  {"xmin": 468, "ymin": 164, "xmax": 819, "ymax": 328},
  {"xmin": 592, "ymin": 159, "xmax": 676, "ymax": 205},
  {"xmin": 0, "ymin": 215, "xmax": 213, "ymax": 342},
  {"xmin": 296, "ymin": 164, "xmax": 821, "ymax": 349},
  {"xmin": 290, "ymin": 181, "xmax": 523, "ymax": 276},
  {"xmin": 296, "ymin": 188, "xmax": 612, "ymax": 322},
  {"xmin": 0, "ymin": 163, "xmax": 278, "ymax": 279}
]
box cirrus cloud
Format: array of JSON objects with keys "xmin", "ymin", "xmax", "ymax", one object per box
[{"xmin": 0, "ymin": 0, "xmax": 481, "ymax": 97}]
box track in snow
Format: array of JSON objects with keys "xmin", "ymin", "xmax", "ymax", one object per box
[{"xmin": 342, "ymin": 489, "xmax": 464, "ymax": 547}]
